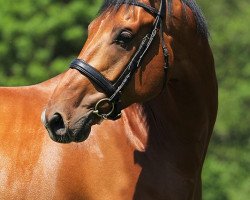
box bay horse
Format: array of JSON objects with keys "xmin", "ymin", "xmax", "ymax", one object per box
[{"xmin": 0, "ymin": 0, "xmax": 217, "ymax": 199}]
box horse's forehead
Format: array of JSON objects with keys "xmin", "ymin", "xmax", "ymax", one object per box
[
  {"xmin": 90, "ymin": 10, "xmax": 115, "ymax": 31},
  {"xmin": 91, "ymin": 5, "xmax": 153, "ymax": 33}
]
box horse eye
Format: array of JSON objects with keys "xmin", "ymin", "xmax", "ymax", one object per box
[{"xmin": 115, "ymin": 30, "xmax": 133, "ymax": 47}]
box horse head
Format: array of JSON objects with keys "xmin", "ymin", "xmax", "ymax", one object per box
[{"xmin": 42, "ymin": 0, "xmax": 170, "ymax": 143}]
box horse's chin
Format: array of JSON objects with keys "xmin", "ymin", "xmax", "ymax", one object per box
[
  {"xmin": 45, "ymin": 124, "xmax": 93, "ymax": 143},
  {"xmin": 69, "ymin": 124, "xmax": 93, "ymax": 143},
  {"xmin": 68, "ymin": 113, "xmax": 101, "ymax": 143}
]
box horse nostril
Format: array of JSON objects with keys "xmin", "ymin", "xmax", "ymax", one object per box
[{"xmin": 48, "ymin": 113, "xmax": 67, "ymax": 136}]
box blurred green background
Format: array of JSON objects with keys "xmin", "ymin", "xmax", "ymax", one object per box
[{"xmin": 0, "ymin": 0, "xmax": 249, "ymax": 199}]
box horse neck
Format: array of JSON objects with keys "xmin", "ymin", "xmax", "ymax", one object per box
[
  {"xmin": 122, "ymin": 89, "xmax": 169, "ymax": 153},
  {"xmin": 37, "ymin": 73, "xmax": 65, "ymax": 89}
]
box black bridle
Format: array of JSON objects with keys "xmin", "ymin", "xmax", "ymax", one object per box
[{"xmin": 70, "ymin": 0, "xmax": 168, "ymax": 120}]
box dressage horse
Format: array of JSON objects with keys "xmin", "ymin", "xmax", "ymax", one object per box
[{"xmin": 0, "ymin": 0, "xmax": 217, "ymax": 199}]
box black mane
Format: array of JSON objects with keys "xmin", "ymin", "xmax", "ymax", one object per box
[{"xmin": 99, "ymin": 0, "xmax": 209, "ymax": 38}]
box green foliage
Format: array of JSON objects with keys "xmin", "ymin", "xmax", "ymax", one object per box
[
  {"xmin": 203, "ymin": 144, "xmax": 250, "ymax": 200},
  {"xmin": 0, "ymin": 0, "xmax": 102, "ymax": 86},
  {"xmin": 0, "ymin": 0, "xmax": 249, "ymax": 199},
  {"xmin": 198, "ymin": 0, "xmax": 250, "ymax": 143},
  {"xmin": 197, "ymin": 0, "xmax": 250, "ymax": 199}
]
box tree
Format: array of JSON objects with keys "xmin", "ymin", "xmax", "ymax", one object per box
[
  {"xmin": 197, "ymin": 0, "xmax": 250, "ymax": 199},
  {"xmin": 0, "ymin": 0, "xmax": 102, "ymax": 85}
]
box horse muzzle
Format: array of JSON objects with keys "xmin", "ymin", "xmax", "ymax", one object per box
[{"xmin": 41, "ymin": 109, "xmax": 98, "ymax": 143}]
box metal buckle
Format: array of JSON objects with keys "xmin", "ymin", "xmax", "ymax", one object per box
[{"xmin": 92, "ymin": 98, "xmax": 115, "ymax": 120}]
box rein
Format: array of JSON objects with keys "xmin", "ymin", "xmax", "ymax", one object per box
[{"xmin": 70, "ymin": 0, "xmax": 168, "ymax": 120}]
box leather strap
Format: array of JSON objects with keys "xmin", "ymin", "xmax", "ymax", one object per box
[
  {"xmin": 70, "ymin": 59, "xmax": 116, "ymax": 97},
  {"xmin": 126, "ymin": 2, "xmax": 159, "ymax": 17}
]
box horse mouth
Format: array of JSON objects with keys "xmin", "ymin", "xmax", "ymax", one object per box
[
  {"xmin": 69, "ymin": 113, "xmax": 98, "ymax": 143},
  {"xmin": 41, "ymin": 110, "xmax": 100, "ymax": 143}
]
